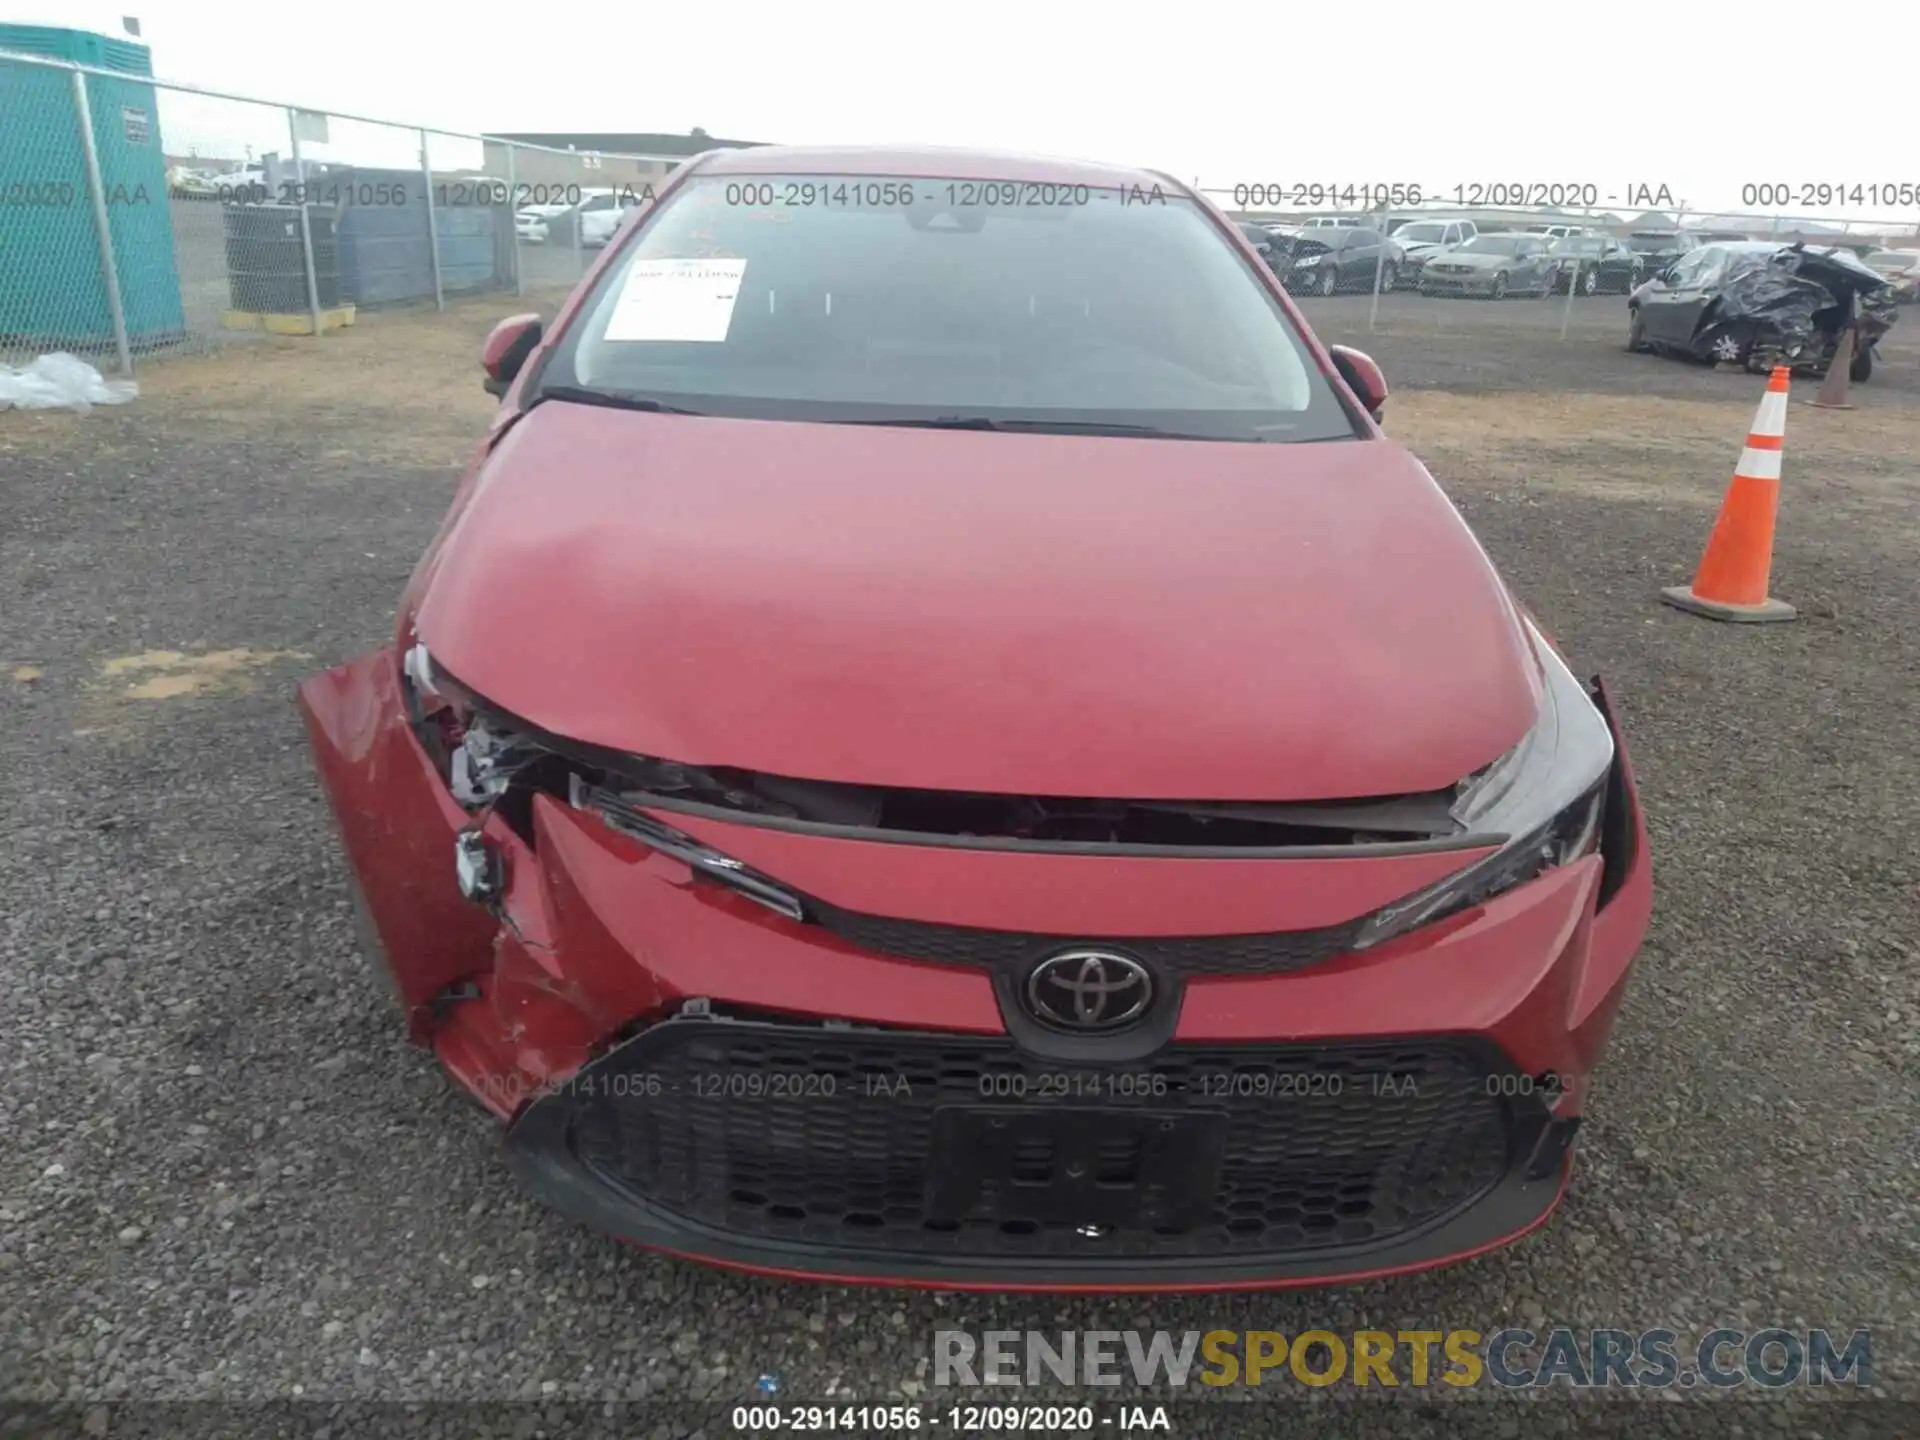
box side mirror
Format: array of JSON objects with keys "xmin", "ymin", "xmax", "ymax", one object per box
[
  {"xmin": 1327, "ymin": 344, "xmax": 1388, "ymax": 423},
  {"xmin": 482, "ymin": 313, "xmax": 543, "ymax": 399}
]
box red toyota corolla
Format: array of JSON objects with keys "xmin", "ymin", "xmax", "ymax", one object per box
[{"xmin": 299, "ymin": 145, "xmax": 1652, "ymax": 1290}]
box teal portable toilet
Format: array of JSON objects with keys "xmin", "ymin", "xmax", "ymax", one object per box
[{"xmin": 0, "ymin": 25, "xmax": 186, "ymax": 355}]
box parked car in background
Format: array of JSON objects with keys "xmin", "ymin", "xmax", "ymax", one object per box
[
  {"xmin": 579, "ymin": 190, "xmax": 650, "ymax": 248},
  {"xmin": 1628, "ymin": 241, "xmax": 1896, "ymax": 380},
  {"xmin": 514, "ymin": 202, "xmax": 573, "ymax": 245},
  {"xmin": 514, "ymin": 189, "xmax": 635, "ymax": 247},
  {"xmin": 1863, "ymin": 248, "xmax": 1920, "ymax": 303},
  {"xmin": 1547, "ymin": 235, "xmax": 1646, "ymax": 295},
  {"xmin": 1237, "ymin": 222, "xmax": 1284, "ymax": 267},
  {"xmin": 1622, "ymin": 229, "xmax": 1697, "ymax": 275},
  {"xmin": 166, "ymin": 165, "xmax": 220, "ymax": 197},
  {"xmin": 1282, "ymin": 226, "xmax": 1404, "ymax": 295},
  {"xmin": 1525, "ymin": 223, "xmax": 1588, "ymax": 241},
  {"xmin": 1417, "ymin": 232, "xmax": 1558, "ymax": 298},
  {"xmin": 1389, "ymin": 218, "xmax": 1477, "ymax": 284}
]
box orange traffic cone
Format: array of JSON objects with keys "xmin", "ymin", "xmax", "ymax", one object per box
[{"xmin": 1660, "ymin": 366, "xmax": 1798, "ymax": 623}]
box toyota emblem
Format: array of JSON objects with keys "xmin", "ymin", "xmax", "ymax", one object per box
[{"xmin": 1025, "ymin": 950, "xmax": 1154, "ymax": 1032}]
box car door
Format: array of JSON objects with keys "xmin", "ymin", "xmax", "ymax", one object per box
[
  {"xmin": 1347, "ymin": 228, "xmax": 1381, "ymax": 285},
  {"xmin": 1639, "ymin": 247, "xmax": 1715, "ymax": 342},
  {"xmin": 578, "ymin": 193, "xmax": 621, "ymax": 242},
  {"xmin": 1608, "ymin": 240, "xmax": 1641, "ymax": 289},
  {"xmin": 1328, "ymin": 231, "xmax": 1354, "ymax": 284},
  {"xmin": 1512, "ymin": 237, "xmax": 1546, "ymax": 289}
]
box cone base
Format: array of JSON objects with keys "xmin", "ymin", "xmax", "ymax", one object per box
[{"xmin": 1660, "ymin": 585, "xmax": 1797, "ymax": 623}]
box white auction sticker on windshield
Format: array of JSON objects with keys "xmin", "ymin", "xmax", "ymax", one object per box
[{"xmin": 603, "ymin": 258, "xmax": 747, "ymax": 343}]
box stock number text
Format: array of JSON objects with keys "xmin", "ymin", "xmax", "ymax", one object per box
[
  {"xmin": 1233, "ymin": 182, "xmax": 1422, "ymax": 209},
  {"xmin": 720, "ymin": 180, "xmax": 1098, "ymax": 209},
  {"xmin": 1742, "ymin": 182, "xmax": 1918, "ymax": 209},
  {"xmin": 732, "ymin": 1404, "xmax": 925, "ymax": 1432}
]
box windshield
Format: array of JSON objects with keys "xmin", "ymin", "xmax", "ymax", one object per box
[
  {"xmin": 1395, "ymin": 222, "xmax": 1449, "ymax": 242},
  {"xmin": 538, "ymin": 173, "xmax": 1357, "ymax": 442},
  {"xmin": 1553, "ymin": 238, "xmax": 1608, "ymax": 256},
  {"xmin": 1458, "ymin": 236, "xmax": 1522, "ymax": 256}
]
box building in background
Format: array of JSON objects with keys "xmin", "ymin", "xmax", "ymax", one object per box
[{"xmin": 481, "ymin": 129, "xmax": 769, "ymax": 188}]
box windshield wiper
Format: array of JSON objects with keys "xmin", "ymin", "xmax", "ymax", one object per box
[
  {"xmin": 533, "ymin": 384, "xmax": 706, "ymax": 416},
  {"xmin": 834, "ymin": 416, "xmax": 1252, "ymax": 440}
]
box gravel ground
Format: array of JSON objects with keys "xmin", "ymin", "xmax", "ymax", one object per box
[{"xmin": 2, "ymin": 293, "xmax": 1916, "ymax": 1439}]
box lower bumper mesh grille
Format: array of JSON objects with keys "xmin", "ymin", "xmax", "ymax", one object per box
[{"xmin": 539, "ymin": 1016, "xmax": 1528, "ymax": 1263}]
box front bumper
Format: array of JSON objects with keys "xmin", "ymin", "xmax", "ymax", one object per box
[
  {"xmin": 506, "ymin": 1016, "xmax": 1582, "ymax": 1288},
  {"xmin": 299, "ymin": 650, "xmax": 1653, "ymax": 1290},
  {"xmin": 1418, "ymin": 270, "xmax": 1503, "ymax": 295}
]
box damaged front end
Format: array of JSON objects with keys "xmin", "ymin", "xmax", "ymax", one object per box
[
  {"xmin": 298, "ymin": 617, "xmax": 1628, "ymax": 1103},
  {"xmin": 1696, "ymin": 245, "xmax": 1898, "ymax": 375}
]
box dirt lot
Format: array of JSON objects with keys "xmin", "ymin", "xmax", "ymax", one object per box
[{"xmin": 2, "ymin": 292, "xmax": 1916, "ymax": 1437}]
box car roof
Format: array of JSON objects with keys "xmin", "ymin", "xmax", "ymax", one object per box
[{"xmin": 691, "ymin": 143, "xmax": 1181, "ymax": 191}]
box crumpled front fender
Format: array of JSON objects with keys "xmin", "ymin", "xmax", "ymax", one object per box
[{"xmin": 297, "ymin": 647, "xmax": 497, "ymax": 1040}]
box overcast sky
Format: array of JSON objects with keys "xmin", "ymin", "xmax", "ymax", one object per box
[{"xmin": 12, "ymin": 0, "xmax": 1918, "ymax": 220}]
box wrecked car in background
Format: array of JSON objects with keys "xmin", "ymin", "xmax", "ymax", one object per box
[
  {"xmin": 1863, "ymin": 248, "xmax": 1920, "ymax": 304},
  {"xmin": 299, "ymin": 144, "xmax": 1652, "ymax": 1291},
  {"xmin": 1387, "ymin": 217, "xmax": 1478, "ymax": 286},
  {"xmin": 1628, "ymin": 241, "xmax": 1897, "ymax": 380},
  {"xmin": 1280, "ymin": 225, "xmax": 1405, "ymax": 295}
]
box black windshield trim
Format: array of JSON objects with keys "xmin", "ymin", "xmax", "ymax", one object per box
[{"xmin": 532, "ymin": 384, "xmax": 708, "ymax": 416}]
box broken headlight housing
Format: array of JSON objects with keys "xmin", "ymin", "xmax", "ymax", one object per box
[
  {"xmin": 1350, "ymin": 619, "xmax": 1614, "ymax": 951},
  {"xmin": 403, "ymin": 643, "xmax": 549, "ymax": 806},
  {"xmin": 400, "ymin": 642, "xmax": 804, "ymax": 921}
]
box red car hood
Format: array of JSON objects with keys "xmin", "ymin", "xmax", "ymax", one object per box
[{"xmin": 413, "ymin": 402, "xmax": 1541, "ymax": 801}]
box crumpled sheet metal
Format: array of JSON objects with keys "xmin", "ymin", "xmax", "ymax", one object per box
[{"xmin": 1700, "ymin": 247, "xmax": 1898, "ymax": 353}]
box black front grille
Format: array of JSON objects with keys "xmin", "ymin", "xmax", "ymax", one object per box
[
  {"xmin": 552, "ymin": 1016, "xmax": 1527, "ymax": 1263},
  {"xmin": 809, "ymin": 898, "xmax": 1362, "ymax": 976}
]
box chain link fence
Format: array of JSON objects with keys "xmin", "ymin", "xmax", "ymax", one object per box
[
  {"xmin": 0, "ymin": 45, "xmax": 688, "ymax": 373},
  {"xmin": 4, "ymin": 41, "xmax": 1915, "ymax": 376},
  {"xmin": 1199, "ymin": 189, "xmax": 1920, "ymax": 349}
]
